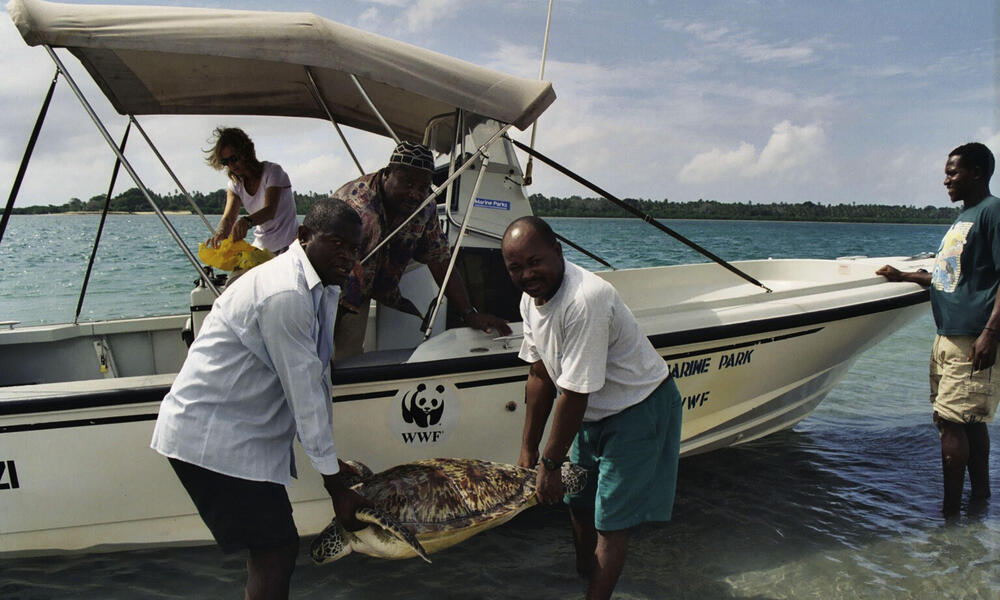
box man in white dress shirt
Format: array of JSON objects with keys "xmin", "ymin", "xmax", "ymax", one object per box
[{"xmin": 152, "ymin": 198, "xmax": 367, "ymax": 599}]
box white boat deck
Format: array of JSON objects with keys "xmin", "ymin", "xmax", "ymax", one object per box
[
  {"xmin": 0, "ymin": 256, "xmax": 932, "ymax": 393},
  {"xmin": 0, "ymin": 373, "xmax": 176, "ymax": 403}
]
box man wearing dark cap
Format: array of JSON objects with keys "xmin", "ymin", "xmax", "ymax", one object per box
[{"xmin": 331, "ymin": 141, "xmax": 511, "ymax": 357}]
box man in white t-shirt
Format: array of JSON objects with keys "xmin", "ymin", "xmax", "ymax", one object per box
[{"xmin": 501, "ymin": 216, "xmax": 683, "ymax": 600}]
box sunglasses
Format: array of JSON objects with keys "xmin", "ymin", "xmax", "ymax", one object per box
[{"xmin": 219, "ymin": 154, "xmax": 239, "ymax": 167}]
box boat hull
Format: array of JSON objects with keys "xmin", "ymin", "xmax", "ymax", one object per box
[{"xmin": 0, "ymin": 277, "xmax": 928, "ymax": 555}]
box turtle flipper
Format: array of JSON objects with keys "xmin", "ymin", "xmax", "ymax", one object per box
[{"xmin": 357, "ymin": 506, "xmax": 432, "ymax": 563}]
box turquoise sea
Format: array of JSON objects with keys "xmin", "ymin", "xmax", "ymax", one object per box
[{"xmin": 1, "ymin": 215, "xmax": 998, "ymax": 599}]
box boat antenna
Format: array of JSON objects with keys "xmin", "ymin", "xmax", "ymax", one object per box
[
  {"xmin": 522, "ymin": 0, "xmax": 555, "ymax": 187},
  {"xmin": 507, "ymin": 136, "xmax": 773, "ymax": 293}
]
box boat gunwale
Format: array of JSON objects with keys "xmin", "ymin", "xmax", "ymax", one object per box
[{"xmin": 0, "ymin": 286, "xmax": 928, "ymax": 418}]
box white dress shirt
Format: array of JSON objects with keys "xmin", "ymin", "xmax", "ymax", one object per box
[{"xmin": 151, "ymin": 240, "xmax": 341, "ymax": 485}]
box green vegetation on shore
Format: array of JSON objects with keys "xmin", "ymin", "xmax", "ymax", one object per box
[
  {"xmin": 528, "ymin": 195, "xmax": 958, "ymax": 224},
  {"xmin": 9, "ymin": 188, "xmax": 331, "ymax": 216},
  {"xmin": 10, "ymin": 187, "xmax": 959, "ymax": 224}
]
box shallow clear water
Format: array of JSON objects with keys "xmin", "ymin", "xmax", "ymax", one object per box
[{"xmin": 2, "ymin": 215, "xmax": 997, "ymax": 599}]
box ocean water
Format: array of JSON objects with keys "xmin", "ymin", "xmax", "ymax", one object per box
[{"xmin": 2, "ymin": 215, "xmax": 998, "ymax": 599}]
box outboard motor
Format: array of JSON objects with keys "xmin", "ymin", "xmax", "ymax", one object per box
[{"xmin": 181, "ymin": 267, "xmax": 227, "ymax": 347}]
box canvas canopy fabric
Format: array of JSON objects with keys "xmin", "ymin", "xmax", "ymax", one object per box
[{"xmin": 8, "ymin": 0, "xmax": 556, "ymax": 147}]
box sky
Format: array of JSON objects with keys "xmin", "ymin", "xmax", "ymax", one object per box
[{"xmin": 0, "ymin": 0, "xmax": 997, "ymax": 208}]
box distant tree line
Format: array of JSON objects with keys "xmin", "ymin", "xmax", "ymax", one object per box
[
  {"xmin": 528, "ymin": 195, "xmax": 960, "ymax": 224},
  {"xmin": 11, "ymin": 188, "xmax": 332, "ymax": 215},
  {"xmin": 11, "ymin": 187, "xmax": 960, "ymax": 224}
]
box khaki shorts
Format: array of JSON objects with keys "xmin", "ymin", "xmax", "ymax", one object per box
[{"xmin": 929, "ymin": 334, "xmax": 1000, "ymax": 424}]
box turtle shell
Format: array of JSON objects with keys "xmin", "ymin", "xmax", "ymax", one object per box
[{"xmin": 355, "ymin": 458, "xmax": 535, "ymax": 534}]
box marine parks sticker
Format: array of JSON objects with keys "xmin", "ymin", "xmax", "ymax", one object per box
[{"xmin": 389, "ymin": 381, "xmax": 460, "ymax": 445}]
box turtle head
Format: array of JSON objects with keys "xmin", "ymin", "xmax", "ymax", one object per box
[
  {"xmin": 310, "ymin": 518, "xmax": 353, "ymax": 564},
  {"xmin": 560, "ymin": 462, "xmax": 588, "ymax": 495}
]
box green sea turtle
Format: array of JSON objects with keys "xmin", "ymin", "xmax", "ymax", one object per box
[{"xmin": 310, "ymin": 457, "xmax": 587, "ymax": 564}]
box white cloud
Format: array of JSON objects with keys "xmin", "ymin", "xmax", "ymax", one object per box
[
  {"xmin": 402, "ymin": 0, "xmax": 460, "ymax": 33},
  {"xmin": 660, "ymin": 18, "xmax": 821, "ymax": 65},
  {"xmin": 737, "ymin": 39, "xmax": 816, "ymax": 64},
  {"xmin": 356, "ymin": 7, "xmax": 382, "ymax": 29},
  {"xmin": 475, "ymin": 40, "xmax": 841, "ymax": 200},
  {"xmin": 677, "ymin": 143, "xmax": 757, "ymax": 184},
  {"xmin": 352, "ymin": 0, "xmax": 463, "ymax": 36},
  {"xmin": 661, "ymin": 20, "xmax": 730, "ymax": 43},
  {"xmin": 678, "ymin": 121, "xmax": 826, "ymax": 183},
  {"xmin": 978, "ymin": 127, "xmax": 1000, "ymax": 161},
  {"xmin": 873, "ymin": 147, "xmax": 943, "ymax": 203},
  {"xmin": 751, "ymin": 121, "xmax": 824, "ymax": 175}
]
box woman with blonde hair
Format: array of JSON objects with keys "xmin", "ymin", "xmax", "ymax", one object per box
[{"xmin": 206, "ymin": 127, "xmax": 298, "ymax": 254}]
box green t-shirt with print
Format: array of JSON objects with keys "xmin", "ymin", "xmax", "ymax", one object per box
[{"xmin": 930, "ymin": 195, "xmax": 1000, "ymax": 335}]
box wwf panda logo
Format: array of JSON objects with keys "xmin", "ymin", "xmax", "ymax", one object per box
[{"xmin": 401, "ymin": 383, "xmax": 445, "ymax": 428}]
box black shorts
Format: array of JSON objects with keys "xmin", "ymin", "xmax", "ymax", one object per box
[{"xmin": 168, "ymin": 458, "xmax": 299, "ymax": 554}]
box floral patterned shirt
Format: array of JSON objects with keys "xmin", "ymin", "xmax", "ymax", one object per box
[{"xmin": 332, "ymin": 171, "xmax": 450, "ymax": 314}]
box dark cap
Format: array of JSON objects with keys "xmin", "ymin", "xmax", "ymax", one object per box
[{"xmin": 388, "ymin": 141, "xmax": 434, "ymax": 173}]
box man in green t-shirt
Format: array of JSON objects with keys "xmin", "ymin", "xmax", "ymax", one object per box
[{"xmin": 877, "ymin": 142, "xmax": 997, "ymax": 516}]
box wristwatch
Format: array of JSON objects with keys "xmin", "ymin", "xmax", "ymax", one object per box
[
  {"xmin": 241, "ymin": 215, "xmax": 253, "ymax": 227},
  {"xmin": 540, "ymin": 456, "xmax": 561, "ymax": 471}
]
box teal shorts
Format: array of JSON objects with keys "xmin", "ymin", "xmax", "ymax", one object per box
[{"xmin": 565, "ymin": 377, "xmax": 683, "ymax": 531}]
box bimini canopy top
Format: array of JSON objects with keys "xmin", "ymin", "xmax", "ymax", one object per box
[{"xmin": 8, "ymin": 0, "xmax": 556, "ymax": 145}]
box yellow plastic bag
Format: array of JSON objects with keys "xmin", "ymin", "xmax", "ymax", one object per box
[{"xmin": 198, "ymin": 239, "xmax": 274, "ymax": 271}]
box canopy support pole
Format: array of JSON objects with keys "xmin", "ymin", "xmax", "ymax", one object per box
[
  {"xmin": 350, "ymin": 74, "xmax": 400, "ymax": 144},
  {"xmin": 305, "ymin": 67, "xmax": 365, "ymax": 176},
  {"xmin": 129, "ymin": 115, "xmax": 214, "ymax": 233},
  {"xmin": 444, "ymin": 109, "xmax": 462, "ymax": 212},
  {"xmin": 44, "ymin": 45, "xmax": 220, "ymax": 297},
  {"xmin": 0, "ymin": 70, "xmax": 59, "ymax": 247},
  {"xmin": 507, "ymin": 136, "xmax": 772, "ymax": 293},
  {"xmin": 423, "ymin": 153, "xmax": 492, "ymax": 340},
  {"xmin": 75, "ymin": 122, "xmax": 131, "ymax": 324},
  {"xmin": 361, "ymin": 123, "xmax": 513, "ymax": 265}
]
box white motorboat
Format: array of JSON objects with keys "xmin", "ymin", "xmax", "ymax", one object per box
[{"xmin": 0, "ymin": 0, "xmax": 932, "ymax": 556}]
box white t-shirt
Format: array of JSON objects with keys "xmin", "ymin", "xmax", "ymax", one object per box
[
  {"xmin": 228, "ymin": 161, "xmax": 297, "ymax": 252},
  {"xmin": 518, "ymin": 260, "xmax": 668, "ymax": 421}
]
